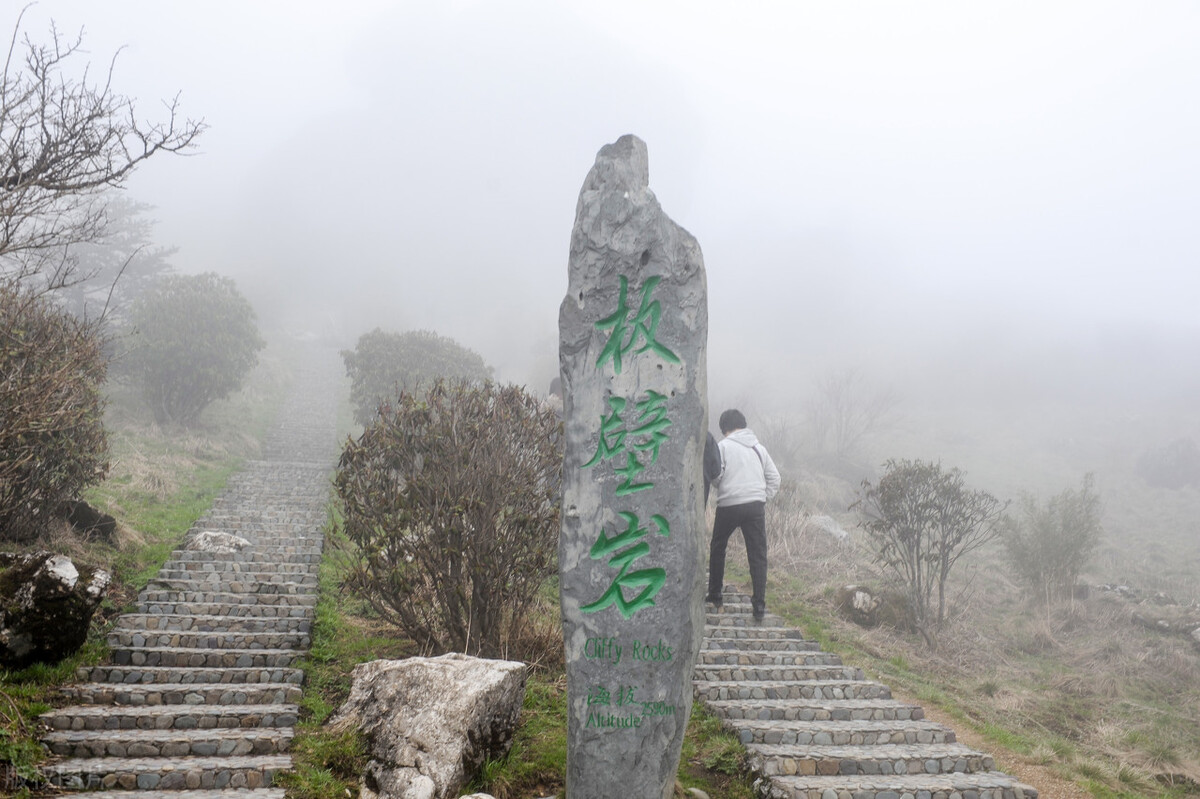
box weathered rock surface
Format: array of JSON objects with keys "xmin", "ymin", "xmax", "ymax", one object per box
[
  {"xmin": 185, "ymin": 530, "xmax": 252, "ymax": 553},
  {"xmin": 836, "ymin": 585, "xmax": 882, "ymax": 627},
  {"xmin": 804, "ymin": 514, "xmax": 851, "ymax": 546},
  {"xmin": 559, "ymin": 134, "xmax": 708, "ymax": 798},
  {"xmin": 0, "ymin": 551, "xmax": 110, "ymax": 668},
  {"xmin": 329, "ymin": 653, "xmax": 527, "ymax": 799}
]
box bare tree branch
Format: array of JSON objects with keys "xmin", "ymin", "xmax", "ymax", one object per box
[{"xmin": 0, "ymin": 8, "xmax": 204, "ymax": 294}]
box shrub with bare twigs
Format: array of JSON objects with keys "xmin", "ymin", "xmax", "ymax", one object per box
[
  {"xmin": 0, "ymin": 284, "xmax": 108, "ymax": 542},
  {"xmin": 335, "ymin": 379, "xmax": 560, "ymax": 660}
]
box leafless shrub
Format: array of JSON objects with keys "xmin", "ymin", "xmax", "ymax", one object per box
[
  {"xmin": 335, "ymin": 379, "xmax": 560, "ymax": 660},
  {"xmin": 804, "ymin": 368, "xmax": 899, "ymax": 460},
  {"xmin": 0, "ymin": 284, "xmax": 108, "ymax": 541},
  {"xmin": 854, "ymin": 459, "xmax": 1008, "ymax": 646}
]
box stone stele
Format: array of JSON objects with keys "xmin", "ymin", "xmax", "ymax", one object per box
[{"xmin": 558, "ymin": 134, "xmax": 708, "ymax": 799}]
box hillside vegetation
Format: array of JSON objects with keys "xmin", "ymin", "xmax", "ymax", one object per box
[{"xmin": 743, "ymin": 393, "xmax": 1200, "ymax": 799}]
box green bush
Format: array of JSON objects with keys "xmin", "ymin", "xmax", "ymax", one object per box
[
  {"xmin": 341, "ymin": 328, "xmax": 493, "ymax": 426},
  {"xmin": 854, "ymin": 459, "xmax": 1008, "ymax": 645},
  {"xmin": 1003, "ymin": 474, "xmax": 1103, "ymax": 605},
  {"xmin": 123, "ymin": 273, "xmax": 264, "ymax": 425},
  {"xmin": 335, "ymin": 379, "xmax": 559, "ymax": 658},
  {"xmin": 0, "ymin": 284, "xmax": 109, "ymax": 542}
]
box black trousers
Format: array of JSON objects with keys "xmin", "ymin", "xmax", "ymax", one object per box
[{"xmin": 707, "ymin": 500, "xmax": 768, "ymax": 613}]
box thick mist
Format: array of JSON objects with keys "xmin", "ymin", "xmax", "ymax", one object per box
[{"xmin": 20, "ymin": 1, "xmax": 1200, "ymax": 472}]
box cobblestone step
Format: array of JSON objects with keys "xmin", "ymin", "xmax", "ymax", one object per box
[
  {"xmin": 108, "ymin": 645, "xmax": 302, "ymax": 669},
  {"xmin": 160, "ymin": 560, "xmax": 318, "ymax": 576},
  {"xmin": 43, "ymin": 754, "xmax": 291, "ymax": 791},
  {"xmin": 694, "ymin": 679, "xmax": 893, "ymax": 703},
  {"xmin": 116, "ymin": 614, "xmax": 312, "ymax": 634},
  {"xmin": 763, "ymin": 772, "xmax": 1036, "ymax": 799},
  {"xmin": 146, "ymin": 576, "xmax": 318, "ymax": 593},
  {"xmin": 705, "ymin": 626, "xmax": 807, "ymax": 641},
  {"xmin": 107, "ymin": 629, "xmax": 311, "ymax": 650},
  {"xmin": 198, "ymin": 510, "xmax": 326, "ymax": 520},
  {"xmin": 703, "ymin": 637, "xmax": 822, "ymax": 652},
  {"xmin": 53, "ymin": 790, "xmax": 285, "ymax": 799},
  {"xmin": 76, "ymin": 665, "xmax": 305, "ymax": 685},
  {"xmin": 705, "ymin": 698, "xmax": 927, "ymax": 722},
  {"xmin": 41, "ymin": 703, "xmax": 299, "ymax": 732},
  {"xmin": 62, "ymin": 682, "xmax": 303, "ymax": 706},
  {"xmin": 135, "ymin": 600, "xmax": 315, "ymax": 618},
  {"xmin": 208, "ymin": 518, "xmax": 326, "ymax": 527},
  {"xmin": 699, "ymin": 649, "xmax": 841, "ymax": 665},
  {"xmin": 726, "ymin": 718, "xmax": 955, "ymax": 746},
  {"xmin": 138, "ymin": 590, "xmax": 318, "ymax": 607},
  {"xmin": 168, "ymin": 551, "xmax": 322, "ymax": 565},
  {"xmin": 750, "ymin": 742, "xmax": 994, "ymax": 777},
  {"xmin": 43, "ymin": 727, "xmax": 294, "ymax": 758},
  {"xmin": 706, "ymin": 614, "xmax": 788, "ymax": 628},
  {"xmin": 694, "ymin": 665, "xmax": 865, "ymax": 682}
]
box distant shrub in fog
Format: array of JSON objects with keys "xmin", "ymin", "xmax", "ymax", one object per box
[
  {"xmin": 1135, "ymin": 438, "xmax": 1200, "ymax": 490},
  {"xmin": 854, "ymin": 459, "xmax": 1008, "ymax": 647},
  {"xmin": 0, "ymin": 285, "xmax": 109, "ymax": 541},
  {"xmin": 123, "ymin": 273, "xmax": 264, "ymax": 425},
  {"xmin": 1003, "ymin": 474, "xmax": 1103, "ymax": 607},
  {"xmin": 341, "ymin": 328, "xmax": 493, "ymax": 427}
]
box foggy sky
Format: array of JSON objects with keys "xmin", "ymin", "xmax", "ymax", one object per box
[{"xmin": 17, "ymin": 1, "xmax": 1200, "ymax": 411}]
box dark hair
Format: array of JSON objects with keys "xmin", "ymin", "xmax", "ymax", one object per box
[{"xmin": 719, "ymin": 409, "xmax": 747, "ymax": 434}]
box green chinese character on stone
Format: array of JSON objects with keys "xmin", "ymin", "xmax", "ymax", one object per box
[
  {"xmin": 582, "ymin": 391, "xmax": 672, "ymax": 494},
  {"xmin": 582, "ymin": 396, "xmax": 628, "ymax": 469},
  {"xmin": 587, "ymin": 685, "xmax": 612, "ymax": 706},
  {"xmin": 594, "ymin": 275, "xmax": 680, "ymax": 374},
  {"xmin": 630, "ymin": 390, "xmax": 671, "ymax": 464},
  {"xmin": 581, "ymin": 512, "xmax": 671, "ymax": 619}
]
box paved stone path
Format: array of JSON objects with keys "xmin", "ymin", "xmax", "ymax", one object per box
[
  {"xmin": 40, "ymin": 348, "xmax": 342, "ymax": 798},
  {"xmin": 697, "ymin": 589, "xmax": 1039, "ymax": 799}
]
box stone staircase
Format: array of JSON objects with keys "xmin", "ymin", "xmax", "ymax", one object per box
[
  {"xmin": 39, "ymin": 350, "xmax": 342, "ymax": 797},
  {"xmin": 697, "ymin": 589, "xmax": 1039, "ymax": 799}
]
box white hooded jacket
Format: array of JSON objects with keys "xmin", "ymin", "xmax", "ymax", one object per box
[{"xmin": 712, "ymin": 428, "xmax": 781, "ymax": 507}]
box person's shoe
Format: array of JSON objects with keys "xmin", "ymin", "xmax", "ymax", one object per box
[
  {"xmin": 752, "ymin": 605, "xmax": 766, "ymax": 622},
  {"xmin": 704, "ymin": 595, "xmax": 723, "ymax": 609}
]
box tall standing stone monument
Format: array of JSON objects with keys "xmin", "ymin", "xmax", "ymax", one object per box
[{"xmin": 558, "ymin": 135, "xmax": 708, "ymax": 799}]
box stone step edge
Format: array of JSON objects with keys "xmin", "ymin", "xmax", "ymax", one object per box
[
  {"xmin": 62, "ymin": 681, "xmax": 303, "ymax": 697},
  {"xmin": 60, "ymin": 792, "xmax": 285, "ymax": 799},
  {"xmin": 42, "ymin": 726, "xmax": 295, "ymax": 743},
  {"xmin": 747, "ymin": 741, "xmax": 986, "ymax": 758},
  {"xmin": 43, "ymin": 753, "xmax": 294, "ymax": 773},
  {"xmin": 694, "ymin": 679, "xmax": 889, "ymax": 689},
  {"xmin": 107, "ymin": 633, "xmax": 311, "ymax": 645},
  {"xmin": 725, "ymin": 718, "xmax": 951, "ymax": 731},
  {"xmin": 138, "ymin": 591, "xmax": 319, "ymax": 602},
  {"xmin": 108, "ymin": 645, "xmax": 305, "ymax": 656},
  {"xmin": 115, "ymin": 614, "xmax": 311, "ymax": 628},
  {"xmin": 764, "ymin": 772, "xmax": 1038, "ymax": 797},
  {"xmin": 78, "ymin": 665, "xmax": 305, "ymax": 679},
  {"xmin": 42, "ymin": 703, "xmax": 299, "ymax": 719},
  {"xmin": 704, "ymin": 698, "xmax": 923, "ymax": 709}
]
